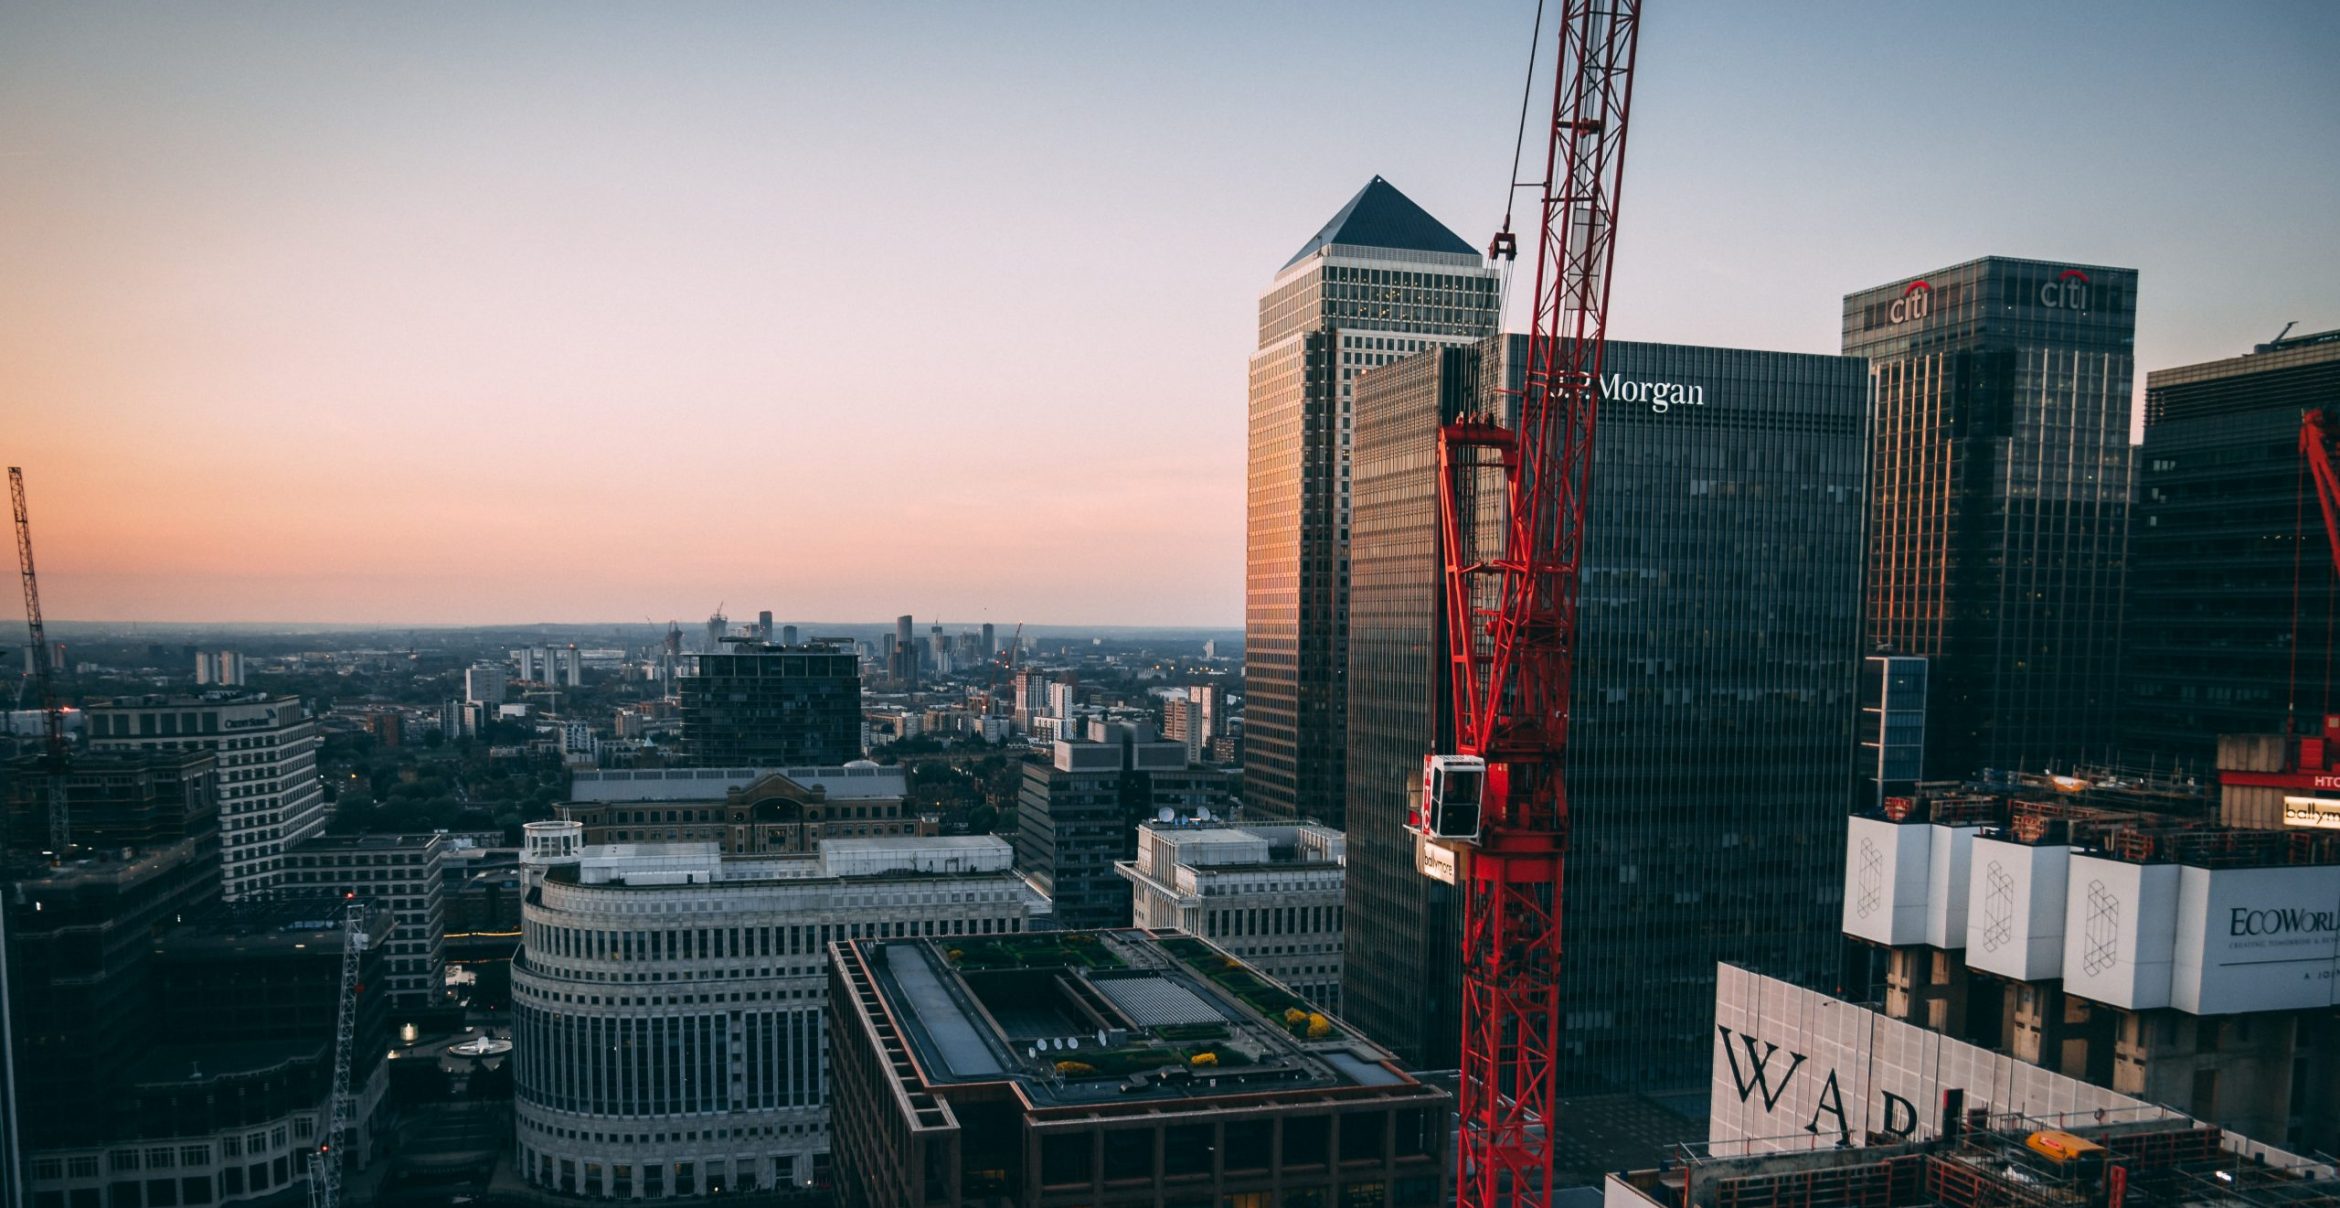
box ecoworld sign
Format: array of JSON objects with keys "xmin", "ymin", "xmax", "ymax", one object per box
[
  {"xmin": 1601, "ymin": 373, "xmax": 1706, "ymax": 415},
  {"xmin": 2230, "ymin": 906, "xmax": 2340, "ymax": 937}
]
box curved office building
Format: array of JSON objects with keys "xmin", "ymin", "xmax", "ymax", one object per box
[{"xmin": 511, "ymin": 823, "xmax": 1039, "ymax": 1198}]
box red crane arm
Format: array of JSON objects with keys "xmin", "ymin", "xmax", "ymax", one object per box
[
  {"xmin": 10, "ymin": 467, "xmax": 64, "ymax": 759},
  {"xmin": 2302, "ymin": 410, "xmax": 2340, "ymax": 579},
  {"xmin": 1433, "ymin": 5, "xmax": 1642, "ymax": 1205}
]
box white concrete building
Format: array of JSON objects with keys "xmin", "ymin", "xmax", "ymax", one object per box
[
  {"xmin": 84, "ymin": 694, "xmax": 325, "ymax": 902},
  {"xmin": 1117, "ymin": 822, "xmax": 1346, "ymax": 1011},
  {"xmin": 465, "ymin": 662, "xmax": 508, "ymax": 706},
  {"xmin": 511, "ymin": 825, "xmax": 1043, "ymax": 1197}
]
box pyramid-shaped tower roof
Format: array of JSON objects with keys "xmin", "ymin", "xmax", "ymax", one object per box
[{"xmin": 1281, "ymin": 176, "xmax": 1478, "ymax": 271}]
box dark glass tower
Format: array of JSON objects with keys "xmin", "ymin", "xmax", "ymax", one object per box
[
  {"xmin": 1846, "ymin": 257, "xmax": 2137, "ymax": 778},
  {"xmin": 2122, "ymin": 330, "xmax": 2340, "ymax": 769},
  {"xmin": 1343, "ymin": 336, "xmax": 1868, "ymax": 1090},
  {"xmin": 677, "ymin": 641, "xmax": 862, "ymax": 767},
  {"xmin": 1244, "ymin": 177, "xmax": 1498, "ymax": 826}
]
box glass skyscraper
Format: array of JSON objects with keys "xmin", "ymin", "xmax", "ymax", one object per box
[
  {"xmin": 1344, "ymin": 335, "xmax": 1869, "ymax": 1092},
  {"xmin": 2122, "ymin": 329, "xmax": 2340, "ymax": 769},
  {"xmin": 1245, "ymin": 177, "xmax": 1498, "ymax": 826},
  {"xmin": 1846, "ymin": 257, "xmax": 2137, "ymax": 778},
  {"xmin": 677, "ymin": 641, "xmax": 862, "ymax": 767}
]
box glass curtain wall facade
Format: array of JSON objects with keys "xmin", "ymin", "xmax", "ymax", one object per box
[
  {"xmin": 1846, "ymin": 257, "xmax": 2136, "ymax": 778},
  {"xmin": 1245, "ymin": 177, "xmax": 1498, "ymax": 826},
  {"xmin": 1344, "ymin": 347, "xmax": 1476, "ymax": 1065},
  {"xmin": 2122, "ymin": 332, "xmax": 2340, "ymax": 769},
  {"xmin": 677, "ymin": 644, "xmax": 862, "ymax": 767},
  {"xmin": 1344, "ymin": 336, "xmax": 1868, "ymax": 1089}
]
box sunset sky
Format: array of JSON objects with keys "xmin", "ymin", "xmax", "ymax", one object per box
[{"xmin": 3, "ymin": 2, "xmax": 2335, "ymax": 627}]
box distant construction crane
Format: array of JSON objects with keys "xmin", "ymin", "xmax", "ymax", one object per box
[
  {"xmin": 308, "ymin": 898, "xmax": 366, "ymax": 1208},
  {"xmin": 10, "ymin": 467, "xmax": 71, "ymax": 855},
  {"xmin": 982, "ymin": 621, "xmax": 1025, "ymax": 714}
]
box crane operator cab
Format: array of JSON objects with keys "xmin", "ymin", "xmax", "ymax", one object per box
[{"xmin": 1416, "ymin": 754, "xmax": 1486, "ymax": 843}]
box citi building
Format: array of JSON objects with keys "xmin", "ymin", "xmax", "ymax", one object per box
[{"xmin": 1847, "ymin": 257, "xmax": 2137, "ymax": 778}]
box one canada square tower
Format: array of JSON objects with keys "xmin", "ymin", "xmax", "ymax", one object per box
[{"xmin": 1243, "ymin": 177, "xmax": 1499, "ymax": 827}]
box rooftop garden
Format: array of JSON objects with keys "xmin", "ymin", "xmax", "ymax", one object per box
[
  {"xmin": 1158, "ymin": 936, "xmax": 1340, "ymax": 1040},
  {"xmin": 945, "ymin": 932, "xmax": 1123, "ymax": 972},
  {"xmin": 1049, "ymin": 1040, "xmax": 1246, "ymax": 1080}
]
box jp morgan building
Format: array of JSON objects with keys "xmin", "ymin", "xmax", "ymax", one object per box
[{"xmin": 1345, "ymin": 335, "xmax": 1868, "ymax": 1090}]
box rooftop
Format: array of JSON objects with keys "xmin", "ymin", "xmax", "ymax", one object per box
[
  {"xmin": 842, "ymin": 929, "xmax": 1430, "ymax": 1112},
  {"xmin": 569, "ymin": 764, "xmax": 907, "ymax": 803},
  {"xmin": 87, "ymin": 692, "xmax": 297, "ymax": 710},
  {"xmin": 296, "ymin": 831, "xmax": 446, "ymax": 853},
  {"xmin": 157, "ymin": 899, "xmax": 393, "ymax": 959},
  {"xmin": 1867, "ymin": 785, "xmax": 2340, "ymax": 869},
  {"xmin": 1281, "ymin": 176, "xmax": 1479, "ymax": 271},
  {"xmin": 546, "ymin": 835, "xmax": 1022, "ymax": 888}
]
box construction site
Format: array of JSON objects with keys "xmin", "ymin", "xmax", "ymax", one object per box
[
  {"xmin": 1840, "ymin": 777, "xmax": 2340, "ymax": 1158},
  {"xmin": 1610, "ymin": 1115, "xmax": 2336, "ymax": 1208}
]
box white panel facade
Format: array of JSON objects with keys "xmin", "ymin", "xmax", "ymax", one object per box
[
  {"xmin": 1709, "ymin": 963, "xmax": 2166, "ymax": 1155},
  {"xmin": 513, "ymin": 842, "xmax": 1042, "ymax": 1199},
  {"xmin": 1963, "ymin": 838, "xmax": 2070, "ymax": 981},
  {"xmin": 1924, "ymin": 824, "xmax": 1977, "ymax": 949},
  {"xmin": 1842, "ymin": 817, "xmax": 1930, "ymax": 946},
  {"xmin": 2171, "ymin": 864, "xmax": 2340, "ymax": 1015},
  {"xmin": 2060, "ymin": 856, "xmax": 2181, "ymax": 1010}
]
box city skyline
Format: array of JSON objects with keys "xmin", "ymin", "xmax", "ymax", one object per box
[{"xmin": 4, "ymin": 2, "xmax": 2337, "ymax": 626}]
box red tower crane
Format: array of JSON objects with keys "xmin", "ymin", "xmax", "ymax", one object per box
[
  {"xmin": 1407, "ymin": 5, "xmax": 1642, "ymax": 1204},
  {"xmin": 2218, "ymin": 408, "xmax": 2340, "ymax": 804},
  {"xmin": 2300, "ymin": 408, "xmax": 2340, "ymax": 579},
  {"xmin": 10, "ymin": 467, "xmax": 72, "ymax": 855}
]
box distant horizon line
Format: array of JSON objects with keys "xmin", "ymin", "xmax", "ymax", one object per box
[{"xmin": 35, "ymin": 619, "xmax": 1246, "ymax": 635}]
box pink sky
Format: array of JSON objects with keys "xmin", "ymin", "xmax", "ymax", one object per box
[{"xmin": 4, "ymin": 3, "xmax": 2335, "ymax": 625}]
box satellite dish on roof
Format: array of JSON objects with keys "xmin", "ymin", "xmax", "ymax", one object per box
[
  {"xmin": 1156, "ymin": 807, "xmax": 1174, "ymax": 823},
  {"xmin": 1197, "ymin": 808, "xmax": 1213, "ymax": 822}
]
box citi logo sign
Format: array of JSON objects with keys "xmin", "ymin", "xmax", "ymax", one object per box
[
  {"xmin": 1888, "ymin": 280, "xmax": 1931, "ymax": 324},
  {"xmin": 2040, "ymin": 268, "xmax": 2091, "ymax": 310}
]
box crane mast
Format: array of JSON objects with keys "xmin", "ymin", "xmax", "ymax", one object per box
[
  {"xmin": 309, "ymin": 899, "xmax": 366, "ymax": 1208},
  {"xmin": 10, "ymin": 467, "xmax": 71, "ymax": 856},
  {"xmin": 2301, "ymin": 409, "xmax": 2340, "ymax": 580},
  {"xmin": 1409, "ymin": 5, "xmax": 1641, "ymax": 1205}
]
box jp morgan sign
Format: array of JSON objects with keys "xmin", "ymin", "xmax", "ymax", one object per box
[{"xmin": 1601, "ymin": 374, "xmax": 1706, "ymax": 415}]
